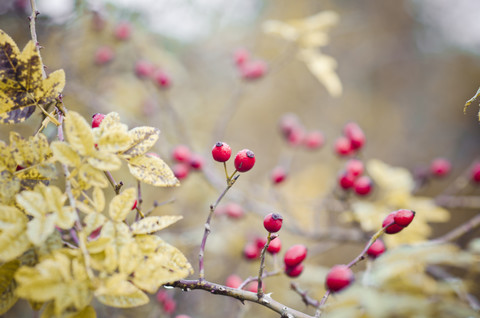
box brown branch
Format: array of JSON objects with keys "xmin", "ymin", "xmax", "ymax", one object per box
[
  {"xmin": 290, "ymin": 282, "xmax": 320, "ymax": 308},
  {"xmin": 430, "ymin": 213, "xmax": 480, "ymax": 244},
  {"xmin": 29, "ymin": 0, "xmax": 46, "ymax": 79}
]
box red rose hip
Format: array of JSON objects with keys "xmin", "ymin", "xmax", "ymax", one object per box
[
  {"xmin": 212, "ymin": 142, "xmax": 232, "ymax": 162},
  {"xmin": 325, "ymin": 265, "xmax": 354, "ymax": 292},
  {"xmin": 267, "ymin": 237, "xmax": 281, "ymax": 254},
  {"xmin": 263, "ymin": 213, "xmax": 283, "ymax": 233},
  {"xmin": 225, "ymin": 274, "xmax": 243, "ymax": 289},
  {"xmin": 92, "ymin": 113, "xmax": 106, "ymax": 128},
  {"xmin": 382, "ymin": 212, "xmax": 404, "ymax": 234},
  {"xmin": 393, "ymin": 209, "xmax": 415, "ymax": 227},
  {"xmin": 172, "ymin": 163, "xmax": 189, "ymax": 180},
  {"xmin": 172, "ymin": 145, "xmax": 191, "ymax": 163},
  {"xmin": 234, "ymin": 149, "xmax": 255, "ymax": 172},
  {"xmin": 344, "ymin": 122, "xmax": 365, "ymax": 150},
  {"xmin": 471, "ymin": 162, "xmax": 480, "ymax": 183},
  {"xmin": 338, "ymin": 171, "xmax": 356, "ymax": 190},
  {"xmin": 354, "ymin": 176, "xmax": 373, "ymax": 196},
  {"xmin": 304, "ymin": 130, "xmax": 324, "ymax": 150},
  {"xmin": 430, "ymin": 158, "xmax": 451, "ymax": 177},
  {"xmin": 283, "ymin": 244, "xmax": 307, "ymax": 267},
  {"xmin": 271, "ymin": 166, "xmax": 287, "ymax": 184},
  {"xmin": 334, "ymin": 136, "xmax": 353, "ymax": 156},
  {"xmin": 285, "ymin": 263, "xmax": 304, "ymax": 278},
  {"xmin": 345, "ymin": 159, "xmax": 364, "ymax": 177},
  {"xmin": 366, "ymin": 239, "xmax": 386, "ymax": 259}
]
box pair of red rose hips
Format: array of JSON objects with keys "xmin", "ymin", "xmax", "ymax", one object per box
[
  {"xmin": 212, "ymin": 142, "xmax": 255, "ymax": 173},
  {"xmin": 382, "ymin": 209, "xmax": 415, "ymax": 234},
  {"xmin": 338, "ymin": 159, "xmax": 373, "ymax": 196},
  {"xmin": 334, "ymin": 122, "xmax": 366, "ymax": 157},
  {"xmin": 283, "ymin": 244, "xmax": 308, "ymax": 278}
]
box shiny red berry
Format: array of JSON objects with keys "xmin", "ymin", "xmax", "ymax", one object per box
[
  {"xmin": 255, "ymin": 237, "xmax": 268, "ymax": 249},
  {"xmin": 244, "ymin": 242, "xmax": 260, "ymax": 260},
  {"xmin": 225, "ymin": 203, "xmax": 244, "ymax": 219},
  {"xmin": 172, "ymin": 163, "xmax": 189, "ymax": 180},
  {"xmin": 343, "ymin": 122, "xmax": 365, "ymax": 150},
  {"xmin": 189, "ymin": 154, "xmax": 204, "ymax": 170},
  {"xmin": 325, "ymin": 265, "xmax": 354, "ymax": 292},
  {"xmin": 267, "ymin": 237, "xmax": 281, "ymax": 254},
  {"xmin": 212, "ymin": 142, "xmax": 232, "ymax": 162},
  {"xmin": 354, "ymin": 176, "xmax": 373, "ymax": 196},
  {"xmin": 234, "ymin": 149, "xmax": 255, "ymax": 172},
  {"xmin": 345, "ymin": 159, "xmax": 364, "ymax": 177},
  {"xmin": 367, "ymin": 239, "xmax": 386, "ymax": 259},
  {"xmin": 172, "ymin": 145, "xmax": 191, "ymax": 163},
  {"xmin": 271, "ymin": 166, "xmax": 287, "ymax": 184},
  {"xmin": 304, "ymin": 130, "xmax": 324, "ymax": 150},
  {"xmin": 471, "ymin": 162, "xmax": 480, "ymax": 183},
  {"xmin": 263, "ymin": 213, "xmax": 283, "ymax": 233},
  {"xmin": 338, "ymin": 171, "xmax": 356, "ymax": 190},
  {"xmin": 284, "ymin": 244, "xmax": 307, "ymax": 267},
  {"xmin": 114, "ymin": 22, "xmax": 131, "ymax": 40},
  {"xmin": 92, "ymin": 113, "xmax": 106, "ymax": 128},
  {"xmin": 225, "ymin": 274, "xmax": 243, "ymax": 289},
  {"xmin": 285, "ymin": 263, "xmax": 304, "ymax": 278},
  {"xmin": 382, "ymin": 212, "xmax": 404, "ymax": 234},
  {"xmin": 430, "ymin": 158, "xmax": 451, "ymax": 177},
  {"xmin": 393, "ymin": 209, "xmax": 415, "ymax": 227},
  {"xmin": 334, "ymin": 136, "xmax": 353, "ymax": 156}
]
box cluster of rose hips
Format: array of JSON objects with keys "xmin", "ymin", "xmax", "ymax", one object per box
[
  {"xmin": 243, "ymin": 235, "xmax": 281, "ymax": 260},
  {"xmin": 171, "ymin": 145, "xmax": 204, "ymax": 180},
  {"xmin": 134, "ymin": 59, "xmax": 172, "ymax": 89},
  {"xmin": 338, "ymin": 158, "xmax": 373, "ymax": 196},
  {"xmin": 278, "ymin": 113, "xmax": 325, "ymax": 149},
  {"xmin": 212, "ymin": 142, "xmax": 256, "ymax": 174},
  {"xmin": 233, "ymin": 48, "xmax": 268, "ymax": 80},
  {"xmin": 325, "ymin": 209, "xmax": 415, "ymax": 293},
  {"xmin": 334, "ymin": 122, "xmax": 365, "ymax": 156},
  {"xmin": 94, "ymin": 21, "xmax": 132, "ymax": 65}
]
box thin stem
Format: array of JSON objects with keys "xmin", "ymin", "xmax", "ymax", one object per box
[
  {"xmin": 347, "ymin": 226, "xmax": 387, "ymax": 269},
  {"xmin": 167, "ymin": 279, "xmax": 314, "ymax": 318},
  {"xmin": 104, "ymin": 171, "xmax": 122, "ymax": 194},
  {"xmin": 29, "ymin": 0, "xmax": 46, "ymax": 79},
  {"xmin": 316, "ymin": 290, "xmax": 331, "ymax": 317},
  {"xmin": 198, "ymin": 175, "xmax": 239, "ymax": 281},
  {"xmin": 238, "ymin": 270, "xmax": 281, "ymax": 290},
  {"xmin": 430, "ymin": 213, "xmax": 480, "ymax": 244},
  {"xmin": 291, "ymin": 282, "xmax": 320, "ymax": 308},
  {"xmin": 257, "ymin": 232, "xmax": 275, "ymax": 299}
]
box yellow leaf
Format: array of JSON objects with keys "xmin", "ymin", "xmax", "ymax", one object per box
[
  {"xmin": 109, "ymin": 188, "xmax": 136, "ymax": 222},
  {"xmin": 87, "ymin": 151, "xmax": 121, "ymax": 171},
  {"xmin": 75, "ymin": 200, "xmax": 97, "ymax": 215},
  {"xmin": 0, "ymin": 29, "xmax": 21, "ymax": 88},
  {"xmin": 120, "ymin": 127, "xmax": 160, "ymax": 159},
  {"xmin": 95, "ymin": 285, "xmax": 148, "ymax": 308},
  {"xmin": 92, "ymin": 187, "xmax": 105, "ymax": 212},
  {"xmin": 0, "ymin": 140, "xmax": 16, "ymax": 172},
  {"xmin": 0, "ymin": 171, "xmax": 20, "ymax": 205},
  {"xmin": 67, "ymin": 305, "xmax": 97, "ymax": 318},
  {"xmin": 0, "ymin": 260, "xmax": 20, "ymax": 315},
  {"xmin": 86, "ymin": 237, "xmax": 112, "ymax": 254},
  {"xmin": 64, "ymin": 111, "xmax": 94, "ymax": 156},
  {"xmin": 0, "ymin": 205, "xmax": 31, "ymax": 262},
  {"xmin": 118, "ymin": 242, "xmax": 141, "ymax": 275},
  {"xmin": 16, "ymin": 189, "xmax": 47, "ymax": 218},
  {"xmin": 83, "ymin": 213, "xmax": 106, "ymax": 236},
  {"xmin": 51, "ymin": 141, "xmax": 81, "ymax": 167},
  {"xmin": 26, "ymin": 215, "xmax": 56, "ymax": 246},
  {"xmin": 131, "ymin": 215, "xmax": 183, "ymax": 235},
  {"xmin": 40, "ymin": 69, "xmax": 65, "ymax": 105},
  {"xmin": 78, "ymin": 164, "xmax": 108, "ymax": 188},
  {"xmin": 94, "ymin": 112, "xmax": 131, "ymax": 153},
  {"xmin": 262, "ymin": 20, "xmax": 299, "ymax": 41},
  {"xmin": 128, "ymin": 154, "xmax": 179, "ymax": 187}
]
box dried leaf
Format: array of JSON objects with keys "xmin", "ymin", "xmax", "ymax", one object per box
[
  {"xmin": 0, "ymin": 205, "xmax": 30, "ymax": 262},
  {"xmin": 108, "ymin": 188, "xmax": 136, "ymax": 222},
  {"xmin": 131, "ymin": 215, "xmax": 182, "ymax": 235},
  {"xmin": 0, "ymin": 260, "xmax": 20, "ymax": 315},
  {"xmin": 95, "ymin": 285, "xmax": 148, "ymax": 308},
  {"xmin": 120, "ymin": 127, "xmax": 160, "ymax": 159},
  {"xmin": 64, "ymin": 111, "xmax": 94, "ymax": 156},
  {"xmin": 87, "ymin": 151, "xmax": 121, "ymax": 171},
  {"xmin": 83, "ymin": 213, "xmax": 107, "ymax": 236},
  {"xmin": 78, "ymin": 164, "xmax": 108, "ymax": 188},
  {"xmin": 51, "ymin": 141, "xmax": 81, "ymax": 167},
  {"xmin": 128, "ymin": 154, "xmax": 179, "ymax": 187},
  {"xmin": 92, "ymin": 187, "xmax": 105, "ymax": 212}
]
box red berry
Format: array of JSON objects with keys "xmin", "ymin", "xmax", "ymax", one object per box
[
  {"xmin": 345, "ymin": 159, "xmax": 364, "ymax": 177},
  {"xmin": 354, "ymin": 176, "xmax": 373, "ymax": 196},
  {"xmin": 393, "ymin": 209, "xmax": 415, "ymax": 227},
  {"xmin": 212, "ymin": 142, "xmax": 232, "ymax": 162},
  {"xmin": 246, "ymin": 281, "xmax": 264, "ymax": 293},
  {"xmin": 88, "ymin": 226, "xmax": 102, "ymax": 240},
  {"xmin": 135, "ymin": 60, "xmax": 154, "ymax": 78},
  {"xmin": 172, "ymin": 145, "xmax": 191, "ymax": 163},
  {"xmin": 255, "ymin": 237, "xmax": 268, "ymax": 249},
  {"xmin": 267, "ymin": 237, "xmax": 281, "ymax": 254},
  {"xmin": 366, "ymin": 240, "xmax": 386, "ymax": 259},
  {"xmin": 225, "ymin": 274, "xmax": 243, "ymax": 289},
  {"xmin": 189, "ymin": 154, "xmax": 204, "ymax": 170},
  {"xmin": 279, "ymin": 113, "xmax": 301, "ymax": 138},
  {"xmin": 240, "ymin": 60, "xmax": 267, "ymax": 80},
  {"xmin": 304, "ymin": 130, "xmax": 324, "ymax": 150},
  {"xmin": 92, "ymin": 113, "xmax": 106, "ymax": 128},
  {"xmin": 343, "ymin": 122, "xmax": 365, "ymax": 150},
  {"xmin": 338, "ymin": 171, "xmax": 356, "ymax": 190},
  {"xmin": 284, "ymin": 244, "xmax": 307, "ymax": 267},
  {"xmin": 471, "ymin": 162, "xmax": 480, "ymax": 183},
  {"xmin": 173, "ymin": 163, "xmax": 189, "ymax": 180},
  {"xmin": 225, "ymin": 203, "xmax": 244, "ymax": 219},
  {"xmin": 153, "ymin": 69, "xmax": 171, "ymax": 88},
  {"xmin": 271, "ymin": 166, "xmax": 287, "ymax": 184},
  {"xmin": 430, "ymin": 158, "xmax": 451, "ymax": 177},
  {"xmin": 285, "ymin": 263, "xmax": 304, "ymax": 278},
  {"xmin": 244, "ymin": 242, "xmax": 260, "ymax": 260},
  {"xmin": 287, "ymin": 126, "xmax": 305, "ymax": 147},
  {"xmin": 163, "ymin": 299, "xmax": 176, "ymax": 314},
  {"xmin": 15, "ymin": 165, "xmax": 25, "ymax": 171},
  {"xmin": 382, "ymin": 212, "xmax": 404, "ymax": 234},
  {"xmin": 334, "ymin": 136, "xmax": 353, "ymax": 156},
  {"xmin": 234, "ymin": 48, "xmax": 250, "ymax": 66},
  {"xmin": 234, "ymin": 149, "xmax": 255, "ymax": 172},
  {"xmin": 131, "ymin": 199, "xmax": 137, "ymax": 210},
  {"xmin": 114, "ymin": 22, "xmax": 132, "ymax": 40},
  {"xmin": 94, "ymin": 46, "xmax": 114, "ymax": 65},
  {"xmin": 325, "ymin": 265, "xmax": 354, "ymax": 292},
  {"xmin": 263, "ymin": 213, "xmax": 283, "ymax": 233},
  {"xmin": 156, "ymin": 290, "xmax": 169, "ymax": 304}
]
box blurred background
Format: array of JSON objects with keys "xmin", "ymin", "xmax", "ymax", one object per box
[{"xmin": 1, "ymin": 0, "xmax": 480, "ymax": 317}]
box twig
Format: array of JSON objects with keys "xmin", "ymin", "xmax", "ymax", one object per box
[
  {"xmin": 29, "ymin": 0, "xmax": 46, "ymax": 79},
  {"xmin": 290, "ymin": 282, "xmax": 320, "ymax": 308},
  {"xmin": 199, "ymin": 175, "xmax": 240, "ymax": 282},
  {"xmin": 430, "ymin": 213, "xmax": 480, "ymax": 244},
  {"xmin": 257, "ymin": 233, "xmax": 276, "ymax": 299},
  {"xmin": 166, "ymin": 279, "xmax": 315, "ymax": 318},
  {"xmin": 316, "ymin": 290, "xmax": 330, "ymax": 317},
  {"xmin": 104, "ymin": 171, "xmax": 123, "ymax": 194},
  {"xmin": 435, "ymin": 195, "xmax": 480, "ymax": 209},
  {"xmin": 238, "ymin": 270, "xmax": 281, "ymax": 290}
]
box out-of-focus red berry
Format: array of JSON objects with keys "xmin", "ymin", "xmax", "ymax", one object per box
[
  {"xmin": 338, "ymin": 171, "xmax": 356, "ymax": 190},
  {"xmin": 114, "ymin": 22, "xmax": 132, "ymax": 40},
  {"xmin": 343, "ymin": 122, "xmax": 365, "ymax": 150},
  {"xmin": 225, "ymin": 274, "xmax": 243, "ymax": 289},
  {"xmin": 189, "ymin": 154, "xmax": 204, "ymax": 170},
  {"xmin": 430, "ymin": 158, "xmax": 451, "ymax": 177},
  {"xmin": 283, "ymin": 244, "xmax": 307, "ymax": 267},
  {"xmin": 325, "ymin": 265, "xmax": 354, "ymax": 292},
  {"xmin": 153, "ymin": 69, "xmax": 171, "ymax": 88},
  {"xmin": 471, "ymin": 162, "xmax": 480, "ymax": 183},
  {"xmin": 225, "ymin": 203, "xmax": 244, "ymax": 219},
  {"xmin": 271, "ymin": 166, "xmax": 287, "ymax": 184},
  {"xmin": 382, "ymin": 212, "xmax": 404, "ymax": 234},
  {"xmin": 304, "ymin": 130, "xmax": 324, "ymax": 150},
  {"xmin": 172, "ymin": 145, "xmax": 191, "ymax": 163},
  {"xmin": 240, "ymin": 60, "xmax": 268, "ymax": 80},
  {"xmin": 353, "ymin": 176, "xmax": 373, "ymax": 196},
  {"xmin": 267, "ymin": 237, "xmax": 281, "ymax": 254},
  {"xmin": 345, "ymin": 159, "xmax": 364, "ymax": 177},
  {"xmin": 393, "ymin": 209, "xmax": 415, "ymax": 227},
  {"xmin": 366, "ymin": 239, "xmax": 386, "ymax": 259},
  {"xmin": 172, "ymin": 163, "xmax": 189, "ymax": 180},
  {"xmin": 94, "ymin": 46, "xmax": 114, "ymax": 65},
  {"xmin": 334, "ymin": 136, "xmax": 353, "ymax": 156},
  {"xmin": 285, "ymin": 263, "xmax": 304, "ymax": 278},
  {"xmin": 234, "ymin": 48, "xmax": 250, "ymax": 66},
  {"xmin": 135, "ymin": 60, "xmax": 155, "ymax": 78},
  {"xmin": 244, "ymin": 242, "xmax": 260, "ymax": 260}
]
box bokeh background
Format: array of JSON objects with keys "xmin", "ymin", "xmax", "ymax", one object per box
[{"xmin": 1, "ymin": 0, "xmax": 480, "ymax": 317}]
